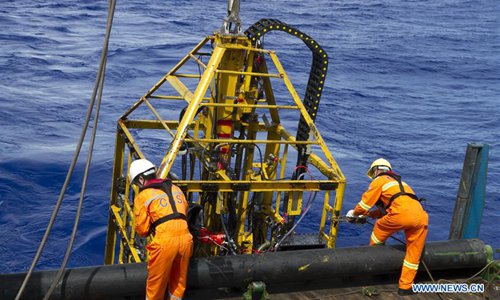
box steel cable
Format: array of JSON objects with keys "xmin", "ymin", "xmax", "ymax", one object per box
[
  {"xmin": 14, "ymin": 0, "xmax": 117, "ymax": 299},
  {"xmin": 43, "ymin": 2, "xmax": 116, "ymax": 298},
  {"xmin": 273, "ymin": 191, "xmax": 318, "ymax": 251},
  {"xmin": 44, "ymin": 67, "xmax": 107, "ymax": 300},
  {"xmin": 43, "ymin": 1, "xmax": 116, "ymax": 298}
]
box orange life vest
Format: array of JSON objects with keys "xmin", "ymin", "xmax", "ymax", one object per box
[{"xmin": 139, "ymin": 179, "xmax": 187, "ymax": 236}]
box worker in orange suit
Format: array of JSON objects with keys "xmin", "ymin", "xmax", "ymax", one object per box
[
  {"xmin": 130, "ymin": 159, "xmax": 193, "ymax": 300},
  {"xmin": 346, "ymin": 158, "xmax": 428, "ymax": 296}
]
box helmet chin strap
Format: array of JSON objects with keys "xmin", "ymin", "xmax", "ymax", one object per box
[
  {"xmin": 136, "ymin": 176, "xmax": 145, "ymax": 187},
  {"xmin": 373, "ymin": 167, "xmax": 390, "ymax": 178}
]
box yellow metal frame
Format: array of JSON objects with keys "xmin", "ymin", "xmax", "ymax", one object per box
[{"xmin": 104, "ymin": 33, "xmax": 345, "ymax": 264}]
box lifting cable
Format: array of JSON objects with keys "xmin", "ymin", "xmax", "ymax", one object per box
[
  {"xmin": 43, "ymin": 1, "xmax": 117, "ymax": 298},
  {"xmin": 14, "ymin": 0, "xmax": 117, "ymax": 299}
]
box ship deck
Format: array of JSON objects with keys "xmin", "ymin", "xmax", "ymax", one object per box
[{"xmin": 186, "ymin": 269, "xmax": 499, "ymax": 300}]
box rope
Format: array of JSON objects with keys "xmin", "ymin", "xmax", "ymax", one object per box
[
  {"xmin": 309, "ymin": 288, "xmax": 396, "ymax": 299},
  {"xmin": 365, "ymin": 220, "xmax": 444, "ymax": 300},
  {"xmin": 463, "ymin": 260, "xmax": 497, "ymax": 282},
  {"xmin": 437, "ymin": 260, "xmax": 498, "ymax": 299},
  {"xmin": 361, "ymin": 220, "xmax": 497, "ymax": 299},
  {"xmin": 14, "ymin": 1, "xmax": 117, "ymax": 299},
  {"xmin": 484, "ymin": 268, "xmax": 500, "ymax": 299}
]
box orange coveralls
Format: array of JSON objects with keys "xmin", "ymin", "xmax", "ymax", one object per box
[
  {"xmin": 134, "ymin": 179, "xmax": 193, "ymax": 300},
  {"xmin": 354, "ymin": 173, "xmax": 428, "ymax": 290}
]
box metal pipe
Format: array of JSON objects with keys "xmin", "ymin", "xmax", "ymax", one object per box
[
  {"xmin": 0, "ymin": 239, "xmax": 489, "ymax": 300},
  {"xmin": 184, "ymin": 138, "xmax": 319, "ymax": 145}
]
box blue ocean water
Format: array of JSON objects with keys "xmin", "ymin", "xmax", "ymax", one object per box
[{"xmin": 0, "ymin": 0, "xmax": 498, "ymax": 273}]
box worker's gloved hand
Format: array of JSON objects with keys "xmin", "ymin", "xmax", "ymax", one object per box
[
  {"xmin": 355, "ymin": 215, "xmax": 367, "ymax": 224},
  {"xmin": 346, "ymin": 209, "xmax": 367, "ymax": 224},
  {"xmin": 346, "ymin": 209, "xmax": 357, "ymax": 223}
]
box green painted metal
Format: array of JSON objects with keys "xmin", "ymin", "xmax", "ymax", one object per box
[
  {"xmin": 449, "ymin": 143, "xmax": 489, "ymax": 239},
  {"xmin": 242, "ymin": 282, "xmax": 270, "ymax": 300},
  {"xmin": 463, "ymin": 144, "xmax": 489, "ymax": 238}
]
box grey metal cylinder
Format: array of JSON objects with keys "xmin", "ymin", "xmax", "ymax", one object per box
[{"xmin": 0, "ymin": 239, "xmax": 489, "ymax": 300}]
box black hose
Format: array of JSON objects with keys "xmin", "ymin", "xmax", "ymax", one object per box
[
  {"xmin": 1, "ymin": 239, "xmax": 488, "ymax": 299},
  {"xmin": 219, "ymin": 207, "xmax": 237, "ymax": 255},
  {"xmin": 254, "ymin": 143, "xmax": 264, "ymax": 179}
]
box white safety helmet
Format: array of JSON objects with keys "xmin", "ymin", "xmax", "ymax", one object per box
[
  {"xmin": 129, "ymin": 159, "xmax": 156, "ymax": 183},
  {"xmin": 366, "ymin": 158, "xmax": 392, "ymax": 179}
]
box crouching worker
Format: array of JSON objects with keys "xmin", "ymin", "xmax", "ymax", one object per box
[
  {"xmin": 129, "ymin": 159, "xmax": 193, "ymax": 300},
  {"xmin": 346, "ymin": 158, "xmax": 428, "ymax": 296}
]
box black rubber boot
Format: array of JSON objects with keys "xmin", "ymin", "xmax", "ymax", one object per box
[{"xmin": 397, "ymin": 288, "xmax": 415, "ymax": 296}]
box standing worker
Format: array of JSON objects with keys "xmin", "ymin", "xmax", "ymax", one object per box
[
  {"xmin": 129, "ymin": 159, "xmax": 193, "ymax": 300},
  {"xmin": 346, "ymin": 158, "xmax": 428, "ymax": 296}
]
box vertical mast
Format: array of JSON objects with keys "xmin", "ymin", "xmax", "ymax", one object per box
[{"xmin": 221, "ymin": 0, "xmax": 241, "ymax": 34}]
